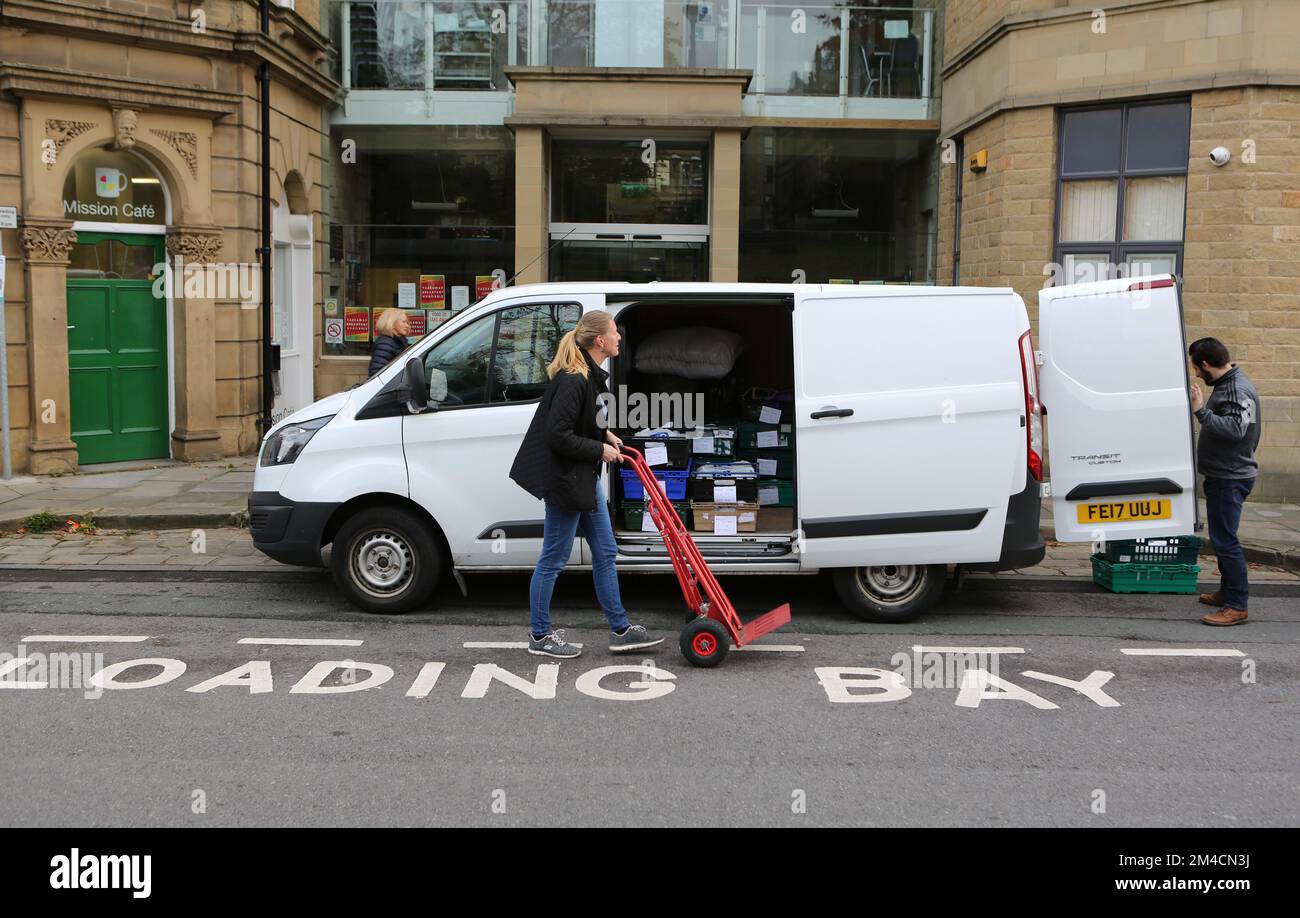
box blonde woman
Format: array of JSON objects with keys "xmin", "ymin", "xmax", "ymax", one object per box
[
  {"xmin": 369, "ymin": 307, "xmax": 412, "ymax": 375},
  {"xmin": 509, "ymin": 310, "xmax": 663, "ymax": 658}
]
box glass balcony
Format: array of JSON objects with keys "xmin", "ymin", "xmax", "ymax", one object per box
[
  {"xmin": 336, "ymin": 1, "xmax": 937, "ymax": 125},
  {"xmin": 341, "ymin": 0, "xmax": 529, "ymax": 91},
  {"xmin": 739, "ymin": 3, "xmax": 934, "ymax": 101}
]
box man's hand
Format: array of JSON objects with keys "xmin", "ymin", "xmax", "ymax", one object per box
[{"xmin": 1190, "ymin": 381, "xmax": 1205, "ymax": 412}]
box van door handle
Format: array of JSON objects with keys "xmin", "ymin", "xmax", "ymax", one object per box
[{"xmin": 810, "ymin": 407, "xmax": 854, "ymax": 419}]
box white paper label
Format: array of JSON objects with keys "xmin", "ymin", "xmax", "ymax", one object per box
[
  {"xmin": 759, "ymin": 405, "xmax": 781, "ymax": 424},
  {"xmin": 739, "ymin": 512, "xmax": 755, "ymax": 524},
  {"xmin": 758, "ymin": 486, "xmax": 779, "ymax": 506},
  {"xmin": 713, "ymin": 514, "xmax": 737, "ymax": 535},
  {"xmin": 397, "ymin": 283, "xmax": 417, "ymax": 308},
  {"xmin": 692, "ymin": 436, "xmax": 714, "ymax": 454},
  {"xmin": 451, "ymin": 285, "xmax": 469, "ymax": 309},
  {"xmin": 658, "ymin": 479, "xmax": 668, "ymax": 494},
  {"xmin": 756, "ymin": 430, "xmax": 780, "ymax": 448},
  {"xmin": 714, "ymin": 484, "xmax": 737, "ymax": 503},
  {"xmin": 757, "ymin": 458, "xmax": 778, "ymax": 476},
  {"xmin": 645, "ymin": 445, "xmax": 668, "ymax": 467},
  {"xmin": 641, "ymin": 510, "xmax": 658, "ymax": 532}
]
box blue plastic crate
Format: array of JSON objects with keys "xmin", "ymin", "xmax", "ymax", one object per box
[{"xmin": 621, "ymin": 457, "xmax": 693, "ymax": 500}]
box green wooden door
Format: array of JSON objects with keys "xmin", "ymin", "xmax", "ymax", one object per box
[{"xmin": 67, "ymin": 233, "xmax": 169, "ymax": 465}]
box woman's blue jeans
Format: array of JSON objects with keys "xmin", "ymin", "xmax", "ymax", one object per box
[{"xmin": 529, "ymin": 480, "xmax": 629, "ymax": 637}]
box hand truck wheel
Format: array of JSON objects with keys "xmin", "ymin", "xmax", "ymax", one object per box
[{"xmin": 679, "ymin": 617, "xmax": 730, "ymax": 668}]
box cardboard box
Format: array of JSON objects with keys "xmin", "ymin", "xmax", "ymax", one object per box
[
  {"xmin": 690, "ymin": 501, "xmax": 759, "ymax": 533},
  {"xmin": 757, "ymin": 507, "xmax": 796, "ymax": 531}
]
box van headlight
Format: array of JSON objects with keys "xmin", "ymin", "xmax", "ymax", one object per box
[{"xmin": 260, "ymin": 415, "xmax": 333, "ymax": 466}]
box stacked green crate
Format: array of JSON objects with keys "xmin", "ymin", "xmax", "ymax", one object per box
[
  {"xmin": 735, "ymin": 419, "xmax": 796, "ymax": 479},
  {"xmin": 622, "ymin": 500, "xmax": 691, "ymax": 532}
]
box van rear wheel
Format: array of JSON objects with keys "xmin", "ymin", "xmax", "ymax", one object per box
[
  {"xmin": 832, "ymin": 564, "xmax": 945, "ymax": 623},
  {"xmin": 331, "ymin": 507, "xmax": 441, "ymax": 614}
]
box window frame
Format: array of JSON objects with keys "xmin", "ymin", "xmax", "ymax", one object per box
[
  {"xmin": 418, "ymin": 301, "xmax": 585, "ymax": 412},
  {"xmin": 1053, "ymin": 98, "xmax": 1190, "ymax": 285}
]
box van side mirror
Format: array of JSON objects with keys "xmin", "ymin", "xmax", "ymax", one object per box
[{"xmin": 402, "ymin": 357, "xmax": 430, "ymax": 414}]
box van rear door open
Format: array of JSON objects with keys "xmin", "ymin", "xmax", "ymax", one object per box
[{"xmin": 1038, "ymin": 275, "xmax": 1198, "ymax": 542}]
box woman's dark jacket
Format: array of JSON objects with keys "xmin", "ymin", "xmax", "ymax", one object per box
[
  {"xmin": 509, "ymin": 349, "xmax": 609, "ymax": 512},
  {"xmin": 368, "ymin": 334, "xmax": 410, "ymax": 376}
]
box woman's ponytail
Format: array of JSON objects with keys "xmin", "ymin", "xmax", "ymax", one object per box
[{"xmin": 547, "ymin": 310, "xmax": 614, "ymax": 379}]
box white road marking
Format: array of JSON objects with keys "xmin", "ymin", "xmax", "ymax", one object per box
[
  {"xmin": 463, "ymin": 641, "xmax": 585, "ymax": 649},
  {"xmin": 913, "ymin": 645, "xmax": 1025, "ymax": 654},
  {"xmin": 237, "ymin": 638, "xmax": 364, "ymax": 647},
  {"xmin": 1120, "ymin": 648, "xmax": 1245, "ymax": 657},
  {"xmin": 21, "ymin": 635, "xmax": 149, "ymax": 643},
  {"xmin": 731, "ymin": 644, "xmax": 805, "ymax": 652}
]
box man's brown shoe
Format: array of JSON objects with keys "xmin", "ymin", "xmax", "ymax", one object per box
[
  {"xmin": 1198, "ymin": 590, "xmax": 1224, "ymax": 607},
  {"xmin": 1201, "ymin": 607, "xmax": 1248, "ymax": 626}
]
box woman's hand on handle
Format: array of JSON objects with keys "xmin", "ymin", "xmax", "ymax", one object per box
[{"xmin": 601, "ymin": 443, "xmax": 623, "ymax": 464}]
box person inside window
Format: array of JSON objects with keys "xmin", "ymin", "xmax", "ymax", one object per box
[{"xmin": 369, "ymin": 308, "xmax": 411, "ymax": 376}]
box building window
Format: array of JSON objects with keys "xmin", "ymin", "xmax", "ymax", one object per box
[
  {"xmin": 1054, "ymin": 100, "xmax": 1190, "ymax": 286},
  {"xmin": 327, "ymin": 125, "xmax": 515, "ymax": 358},
  {"xmin": 739, "ymin": 127, "xmax": 936, "ymax": 284}
]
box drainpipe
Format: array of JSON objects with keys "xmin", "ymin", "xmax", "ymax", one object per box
[{"xmin": 259, "ymin": 0, "xmax": 274, "ymax": 436}]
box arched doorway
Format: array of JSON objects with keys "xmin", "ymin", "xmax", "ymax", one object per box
[
  {"xmin": 62, "ymin": 147, "xmax": 173, "ymax": 464},
  {"xmin": 271, "ymin": 171, "xmax": 314, "ymax": 419}
]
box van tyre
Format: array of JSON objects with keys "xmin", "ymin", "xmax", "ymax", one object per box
[
  {"xmin": 331, "ymin": 507, "xmax": 442, "ymax": 614},
  {"xmin": 832, "ymin": 564, "xmax": 946, "ymax": 623}
]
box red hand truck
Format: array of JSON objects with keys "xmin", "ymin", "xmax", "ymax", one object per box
[{"xmin": 619, "ymin": 444, "xmax": 792, "ymax": 667}]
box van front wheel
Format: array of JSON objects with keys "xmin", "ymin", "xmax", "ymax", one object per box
[
  {"xmin": 832, "ymin": 564, "xmax": 945, "ymax": 623},
  {"xmin": 331, "ymin": 507, "xmax": 441, "ymax": 614}
]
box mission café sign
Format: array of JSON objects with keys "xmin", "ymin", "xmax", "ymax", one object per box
[{"xmin": 62, "ymin": 153, "xmax": 165, "ymax": 224}]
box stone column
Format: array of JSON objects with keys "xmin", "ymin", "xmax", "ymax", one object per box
[
  {"xmin": 166, "ymin": 227, "xmax": 224, "ymax": 461},
  {"xmin": 710, "ymin": 128, "xmax": 742, "ymax": 282},
  {"xmin": 20, "ymin": 219, "xmax": 79, "ymax": 475},
  {"xmin": 513, "ymin": 126, "xmax": 548, "ymax": 284}
]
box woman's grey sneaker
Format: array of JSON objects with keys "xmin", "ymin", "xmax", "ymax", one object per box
[
  {"xmin": 610, "ymin": 624, "xmax": 664, "ymax": 653},
  {"xmin": 528, "ymin": 630, "xmax": 581, "ymax": 658}
]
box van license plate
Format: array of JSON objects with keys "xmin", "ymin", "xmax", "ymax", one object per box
[{"xmin": 1076, "ymin": 499, "xmax": 1172, "ymax": 524}]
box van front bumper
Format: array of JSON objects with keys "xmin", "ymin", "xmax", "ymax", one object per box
[{"xmin": 248, "ymin": 491, "xmax": 337, "ymax": 568}]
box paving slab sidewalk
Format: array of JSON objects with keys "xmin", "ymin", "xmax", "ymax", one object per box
[{"xmin": 1, "ymin": 458, "xmax": 1298, "ymax": 574}]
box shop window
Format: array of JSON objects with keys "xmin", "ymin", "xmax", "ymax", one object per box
[{"xmin": 1054, "ymin": 100, "xmax": 1189, "ymax": 286}]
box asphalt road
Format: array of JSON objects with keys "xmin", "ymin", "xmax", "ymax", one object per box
[{"xmin": 1, "ymin": 569, "xmax": 1296, "ymax": 827}]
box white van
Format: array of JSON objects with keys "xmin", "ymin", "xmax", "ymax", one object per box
[{"xmin": 250, "ymin": 276, "xmax": 1197, "ymax": 622}]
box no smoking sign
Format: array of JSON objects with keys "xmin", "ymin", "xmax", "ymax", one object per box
[{"xmin": 325, "ymin": 318, "xmax": 344, "ymax": 344}]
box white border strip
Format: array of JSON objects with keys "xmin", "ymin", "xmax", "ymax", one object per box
[
  {"xmin": 238, "ymin": 638, "xmax": 364, "ymax": 647},
  {"xmin": 463, "ymin": 641, "xmax": 585, "ymax": 649},
  {"xmin": 913, "ymin": 645, "xmax": 1026, "ymax": 654},
  {"xmin": 1121, "ymin": 648, "xmax": 1245, "ymax": 657},
  {"xmin": 732, "ymin": 644, "xmax": 805, "ymax": 652},
  {"xmin": 21, "ymin": 635, "xmax": 149, "ymax": 643}
]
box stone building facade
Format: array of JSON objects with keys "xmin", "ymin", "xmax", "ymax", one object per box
[
  {"xmin": 0, "ymin": 0, "xmax": 336, "ymax": 473},
  {"xmin": 936, "ymin": 0, "xmax": 1300, "ymax": 500}
]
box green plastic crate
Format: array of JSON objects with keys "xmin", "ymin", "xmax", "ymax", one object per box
[
  {"xmin": 755, "ymin": 478, "xmax": 794, "ymax": 507},
  {"xmin": 1100, "ymin": 535, "xmax": 1202, "ymax": 565},
  {"xmin": 622, "ymin": 501, "xmax": 690, "ymax": 531},
  {"xmin": 1091, "ymin": 556, "xmax": 1201, "ymax": 594}
]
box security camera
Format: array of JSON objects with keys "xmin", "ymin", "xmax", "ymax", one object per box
[{"xmin": 1209, "ymin": 146, "xmax": 1231, "ymax": 167}]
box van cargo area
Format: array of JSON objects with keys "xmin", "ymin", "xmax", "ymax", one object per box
[{"xmin": 607, "ymin": 298, "xmax": 798, "ymax": 552}]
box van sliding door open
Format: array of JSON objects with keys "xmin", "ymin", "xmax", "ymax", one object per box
[{"xmin": 1039, "ymin": 275, "xmax": 1198, "ymax": 543}]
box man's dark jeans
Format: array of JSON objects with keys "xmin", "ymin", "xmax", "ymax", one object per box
[{"xmin": 1203, "ymin": 476, "xmax": 1255, "ymax": 610}]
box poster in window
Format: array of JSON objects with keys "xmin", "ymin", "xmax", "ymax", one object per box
[
  {"xmin": 419, "ymin": 274, "xmax": 446, "ymax": 309},
  {"xmin": 344, "ymin": 307, "xmax": 371, "ymax": 342},
  {"xmin": 404, "ymin": 308, "xmax": 427, "ymax": 340},
  {"xmin": 475, "ymin": 275, "xmax": 497, "ymax": 301}
]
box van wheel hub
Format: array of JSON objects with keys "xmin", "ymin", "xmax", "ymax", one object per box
[
  {"xmin": 354, "ymin": 532, "xmax": 413, "ymax": 594},
  {"xmin": 857, "ymin": 565, "xmax": 921, "ymax": 602}
]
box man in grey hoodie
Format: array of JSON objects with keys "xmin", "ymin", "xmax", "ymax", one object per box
[{"xmin": 1188, "ymin": 338, "xmax": 1261, "ymax": 626}]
